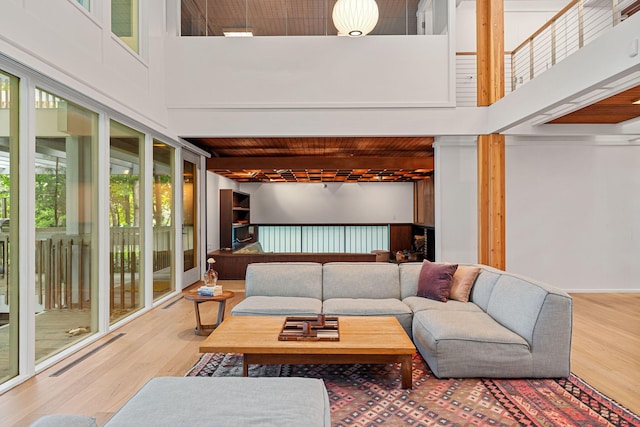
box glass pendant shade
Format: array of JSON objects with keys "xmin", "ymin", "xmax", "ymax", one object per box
[{"xmin": 332, "ymin": 0, "xmax": 379, "ymax": 37}]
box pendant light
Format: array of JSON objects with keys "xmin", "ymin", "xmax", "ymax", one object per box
[{"xmin": 332, "ymin": 0, "xmax": 379, "ymax": 37}]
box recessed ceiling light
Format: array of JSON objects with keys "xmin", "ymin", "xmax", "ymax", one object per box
[{"xmin": 633, "ymin": 97, "xmax": 640, "ymax": 105}]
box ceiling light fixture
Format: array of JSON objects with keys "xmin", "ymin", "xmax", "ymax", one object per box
[
  {"xmin": 332, "ymin": 0, "xmax": 379, "ymax": 37},
  {"xmin": 223, "ymin": 29, "xmax": 253, "ymax": 37},
  {"xmin": 633, "ymin": 97, "xmax": 640, "ymax": 105}
]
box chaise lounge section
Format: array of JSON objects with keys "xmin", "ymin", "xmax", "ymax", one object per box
[
  {"xmin": 31, "ymin": 376, "xmax": 331, "ymax": 427},
  {"xmin": 232, "ymin": 261, "xmax": 573, "ymax": 378}
]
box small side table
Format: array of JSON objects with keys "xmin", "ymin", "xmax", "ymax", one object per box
[{"xmin": 184, "ymin": 289, "xmax": 235, "ymax": 336}]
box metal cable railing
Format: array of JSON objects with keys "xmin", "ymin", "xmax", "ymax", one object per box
[{"xmin": 510, "ymin": 0, "xmax": 636, "ymax": 91}]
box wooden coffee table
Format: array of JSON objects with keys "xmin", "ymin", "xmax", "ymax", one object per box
[{"xmin": 199, "ymin": 315, "xmax": 417, "ymax": 389}]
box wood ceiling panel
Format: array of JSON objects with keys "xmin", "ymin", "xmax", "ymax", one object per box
[
  {"xmin": 190, "ymin": 136, "xmax": 434, "ymax": 182},
  {"xmin": 548, "ymin": 85, "xmax": 640, "ymax": 124}
]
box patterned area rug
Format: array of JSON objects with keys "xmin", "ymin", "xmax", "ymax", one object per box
[{"xmin": 187, "ymin": 353, "xmax": 640, "ymax": 427}]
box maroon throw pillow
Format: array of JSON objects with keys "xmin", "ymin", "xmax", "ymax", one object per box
[{"xmin": 417, "ymin": 260, "xmax": 458, "ymax": 302}]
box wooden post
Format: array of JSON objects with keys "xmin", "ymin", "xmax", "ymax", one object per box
[
  {"xmin": 477, "ymin": 134, "xmax": 505, "ymax": 269},
  {"xmin": 477, "ymin": 0, "xmax": 506, "ymax": 269}
]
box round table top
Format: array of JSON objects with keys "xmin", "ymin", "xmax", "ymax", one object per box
[{"xmin": 184, "ymin": 289, "xmax": 235, "ymax": 302}]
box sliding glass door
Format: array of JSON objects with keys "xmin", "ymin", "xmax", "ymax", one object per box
[
  {"xmin": 152, "ymin": 140, "xmax": 175, "ymax": 300},
  {"xmin": 109, "ymin": 121, "xmax": 144, "ymax": 324},
  {"xmin": 182, "ymin": 150, "xmax": 201, "ymax": 287},
  {"xmin": 0, "ymin": 71, "xmax": 18, "ymax": 383},
  {"xmin": 34, "ymin": 88, "xmax": 98, "ymax": 363}
]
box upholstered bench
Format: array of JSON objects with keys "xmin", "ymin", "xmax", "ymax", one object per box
[{"xmin": 31, "ymin": 376, "xmax": 331, "ymax": 427}]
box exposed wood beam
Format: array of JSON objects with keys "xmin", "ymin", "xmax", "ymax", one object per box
[{"xmin": 207, "ymin": 156, "xmax": 434, "ymax": 171}]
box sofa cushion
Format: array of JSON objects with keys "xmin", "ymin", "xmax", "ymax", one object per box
[
  {"xmin": 412, "ymin": 310, "xmax": 532, "ymax": 378},
  {"xmin": 486, "ymin": 274, "xmax": 553, "ymax": 345},
  {"xmin": 416, "ymin": 260, "xmax": 457, "ymax": 302},
  {"xmin": 399, "ymin": 262, "xmax": 423, "ymax": 299},
  {"xmin": 402, "ymin": 296, "xmax": 483, "ymax": 314},
  {"xmin": 322, "ymin": 262, "xmax": 400, "ymax": 299},
  {"xmin": 468, "ymin": 265, "xmax": 502, "ymax": 310},
  {"xmin": 232, "ymin": 296, "xmax": 322, "ymax": 316},
  {"xmin": 104, "ymin": 377, "xmax": 331, "ymax": 427},
  {"xmin": 245, "ymin": 262, "xmax": 323, "ymax": 299},
  {"xmin": 322, "ymin": 298, "xmax": 413, "ymax": 335}
]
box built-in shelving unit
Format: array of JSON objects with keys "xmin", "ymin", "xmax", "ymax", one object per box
[{"xmin": 220, "ymin": 189, "xmax": 254, "ymax": 250}]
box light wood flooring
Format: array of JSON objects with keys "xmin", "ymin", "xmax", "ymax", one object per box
[{"xmin": 0, "ymin": 286, "xmax": 638, "ymax": 426}]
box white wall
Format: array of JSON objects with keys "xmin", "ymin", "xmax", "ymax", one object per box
[
  {"xmin": 434, "ymin": 137, "xmax": 478, "ymax": 264},
  {"xmin": 205, "ymin": 172, "xmax": 239, "ymax": 252},
  {"xmin": 506, "ymin": 137, "xmax": 640, "ymax": 292},
  {"xmin": 165, "ymin": 35, "xmax": 452, "ymax": 110},
  {"xmin": 456, "ymin": 0, "xmax": 568, "ymax": 51},
  {"xmin": 238, "ymin": 182, "xmax": 414, "ymax": 224},
  {"xmin": 435, "ymin": 136, "xmax": 640, "ymax": 292},
  {"xmin": 0, "ymin": 0, "xmax": 171, "ymax": 137}
]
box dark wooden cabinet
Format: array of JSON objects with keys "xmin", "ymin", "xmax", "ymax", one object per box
[
  {"xmin": 414, "ymin": 177, "xmax": 435, "ymax": 226},
  {"xmin": 219, "ymin": 189, "xmax": 254, "ymax": 250}
]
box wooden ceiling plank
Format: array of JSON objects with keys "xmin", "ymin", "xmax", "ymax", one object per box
[{"xmin": 208, "ymin": 156, "xmax": 433, "ymax": 170}]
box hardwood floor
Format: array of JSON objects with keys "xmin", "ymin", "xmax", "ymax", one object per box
[
  {"xmin": 0, "ymin": 288, "xmax": 638, "ymax": 426},
  {"xmin": 570, "ymin": 293, "xmax": 640, "ymax": 414}
]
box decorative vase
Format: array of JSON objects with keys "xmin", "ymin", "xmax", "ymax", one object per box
[{"xmin": 204, "ymin": 257, "xmax": 218, "ymax": 286}]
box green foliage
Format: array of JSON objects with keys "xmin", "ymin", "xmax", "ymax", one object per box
[
  {"xmin": 110, "ymin": 174, "xmax": 140, "ymax": 227},
  {"xmin": 35, "ymin": 168, "xmax": 66, "ymax": 228}
]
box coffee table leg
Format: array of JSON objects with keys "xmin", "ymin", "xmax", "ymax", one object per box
[
  {"xmin": 400, "ymin": 355, "xmax": 412, "ymax": 389},
  {"xmin": 242, "ymin": 356, "xmax": 249, "ymax": 377}
]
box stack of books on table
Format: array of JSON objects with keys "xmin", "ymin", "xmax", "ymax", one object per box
[{"xmin": 198, "ymin": 285, "xmax": 222, "ymax": 296}]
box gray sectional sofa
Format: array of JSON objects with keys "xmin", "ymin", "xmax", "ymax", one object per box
[{"xmin": 232, "ymin": 261, "xmax": 573, "ymax": 378}]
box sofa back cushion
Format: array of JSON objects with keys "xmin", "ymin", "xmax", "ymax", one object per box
[
  {"xmin": 322, "ymin": 262, "xmax": 400, "ymax": 300},
  {"xmin": 399, "ymin": 262, "xmax": 423, "ymax": 299},
  {"xmin": 245, "ymin": 262, "xmax": 323, "ymax": 299},
  {"xmin": 485, "ymin": 272, "xmax": 566, "ymax": 345},
  {"xmin": 468, "ymin": 265, "xmax": 502, "ymax": 310}
]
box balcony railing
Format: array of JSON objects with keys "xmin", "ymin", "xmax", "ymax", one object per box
[
  {"xmin": 455, "ymin": 0, "xmax": 637, "ymax": 104},
  {"xmin": 510, "ymin": 0, "xmax": 637, "ymax": 91}
]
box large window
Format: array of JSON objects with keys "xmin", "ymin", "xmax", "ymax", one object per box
[
  {"xmin": 109, "ymin": 121, "xmax": 144, "ymax": 324},
  {"xmin": 75, "ymin": 0, "xmax": 90, "ymax": 11},
  {"xmin": 34, "ymin": 89, "xmax": 98, "ymax": 364},
  {"xmin": 152, "ymin": 140, "xmax": 175, "ymax": 300},
  {"xmin": 112, "ymin": 0, "xmax": 139, "ymax": 52},
  {"xmin": 181, "ymin": 0, "xmax": 428, "ymax": 36},
  {"xmin": 0, "ymin": 71, "xmax": 18, "ymax": 384}
]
